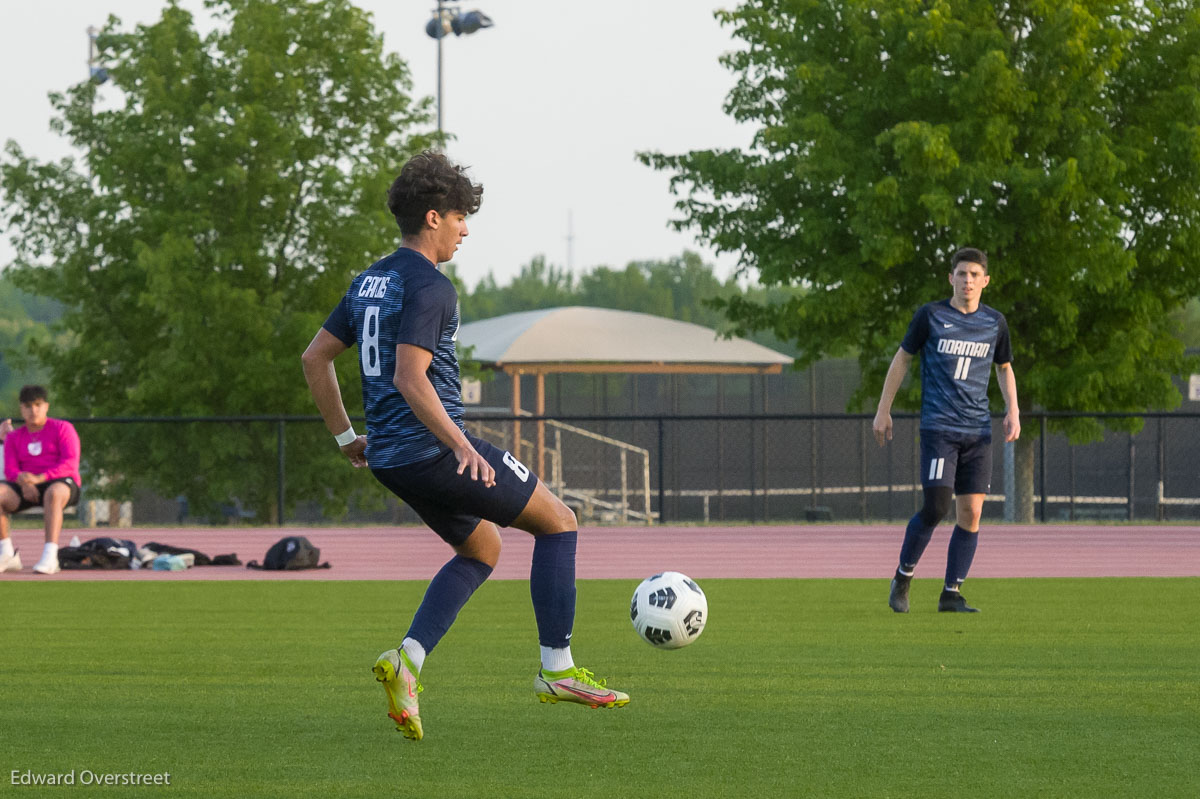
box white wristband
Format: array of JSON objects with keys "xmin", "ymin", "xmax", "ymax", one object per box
[{"xmin": 334, "ymin": 427, "xmax": 357, "ymax": 447}]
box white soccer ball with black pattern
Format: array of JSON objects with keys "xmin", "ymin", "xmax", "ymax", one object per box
[{"xmin": 630, "ymin": 571, "xmax": 707, "ymax": 649}]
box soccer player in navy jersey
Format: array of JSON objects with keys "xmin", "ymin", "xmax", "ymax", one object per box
[
  {"xmin": 873, "ymin": 247, "xmax": 1020, "ymax": 613},
  {"xmin": 301, "ymin": 151, "xmax": 628, "ymax": 741}
]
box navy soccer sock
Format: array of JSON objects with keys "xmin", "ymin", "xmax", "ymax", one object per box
[
  {"xmin": 405, "ymin": 555, "xmax": 493, "ymax": 655},
  {"xmin": 530, "ymin": 530, "xmax": 577, "ymax": 649},
  {"xmin": 944, "ymin": 525, "xmax": 979, "ymax": 590},
  {"xmin": 898, "ymin": 512, "xmax": 937, "ymax": 574}
]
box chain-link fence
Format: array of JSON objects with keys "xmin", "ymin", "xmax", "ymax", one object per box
[{"xmin": 57, "ymin": 412, "xmax": 1200, "ymax": 526}]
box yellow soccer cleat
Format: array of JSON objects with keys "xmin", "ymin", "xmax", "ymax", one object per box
[
  {"xmin": 535, "ymin": 666, "xmax": 629, "ymax": 709},
  {"xmin": 373, "ymin": 648, "xmax": 424, "ymax": 740}
]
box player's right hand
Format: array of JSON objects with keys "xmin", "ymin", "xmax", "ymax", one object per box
[
  {"xmin": 0, "ymin": 418, "xmax": 12, "ymax": 441},
  {"xmin": 455, "ymin": 443, "xmax": 496, "ymax": 487},
  {"xmin": 340, "ymin": 435, "xmax": 368, "ymax": 468},
  {"xmin": 872, "ymin": 410, "xmax": 893, "ymax": 447}
]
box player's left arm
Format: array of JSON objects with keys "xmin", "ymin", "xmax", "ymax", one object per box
[
  {"xmin": 995, "ymin": 361, "xmax": 1020, "ymax": 442},
  {"xmin": 301, "ymin": 328, "xmax": 368, "ymax": 467},
  {"xmin": 40, "ymin": 421, "xmax": 81, "ymax": 483}
]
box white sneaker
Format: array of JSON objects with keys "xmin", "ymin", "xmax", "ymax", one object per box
[
  {"xmin": 32, "ymin": 555, "xmax": 60, "ymax": 575},
  {"xmin": 0, "ymin": 550, "xmax": 22, "ymax": 573}
]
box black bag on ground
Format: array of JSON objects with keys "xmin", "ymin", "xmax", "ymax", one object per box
[
  {"xmin": 246, "ymin": 536, "xmax": 330, "ymax": 570},
  {"xmin": 58, "ymin": 537, "xmax": 138, "ymax": 570},
  {"xmin": 58, "ymin": 546, "xmax": 96, "ymax": 569}
]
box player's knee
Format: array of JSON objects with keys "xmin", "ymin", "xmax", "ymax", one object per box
[
  {"xmin": 458, "ymin": 522, "xmax": 502, "ymax": 566},
  {"xmin": 43, "ymin": 484, "xmax": 69, "ymax": 505},
  {"xmin": 957, "ymin": 507, "xmax": 982, "ymax": 530},
  {"xmin": 919, "ymin": 487, "xmax": 954, "ymax": 526},
  {"xmin": 536, "ymin": 492, "xmax": 577, "ymax": 533},
  {"xmin": 918, "ymin": 504, "xmax": 942, "ymax": 526},
  {"xmin": 473, "ymin": 540, "xmax": 500, "ymax": 569},
  {"xmin": 554, "ymin": 500, "xmax": 577, "ymax": 533},
  {"xmin": 513, "ymin": 485, "xmax": 577, "ymax": 535}
]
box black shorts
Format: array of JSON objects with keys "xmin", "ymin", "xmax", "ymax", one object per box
[
  {"xmin": 371, "ymin": 433, "xmax": 539, "ymax": 546},
  {"xmin": 2, "ymin": 477, "xmax": 81, "ymax": 513},
  {"xmin": 919, "ymin": 430, "xmax": 992, "ymax": 495}
]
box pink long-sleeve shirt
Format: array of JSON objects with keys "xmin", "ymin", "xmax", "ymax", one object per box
[{"xmin": 4, "ymin": 418, "xmax": 81, "ymax": 485}]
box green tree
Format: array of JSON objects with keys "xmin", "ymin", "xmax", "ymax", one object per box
[
  {"xmin": 629, "ymin": 251, "xmax": 733, "ymax": 326},
  {"xmin": 579, "ymin": 253, "xmax": 803, "ymax": 354},
  {"xmin": 641, "ymin": 0, "xmax": 1200, "ymax": 520},
  {"xmin": 1, "ymin": 0, "xmax": 435, "ymax": 520},
  {"xmin": 0, "ymin": 275, "xmax": 62, "ymax": 409},
  {"xmin": 460, "ymin": 250, "xmax": 802, "ymax": 357},
  {"xmin": 459, "ymin": 255, "xmax": 578, "ymax": 321},
  {"xmin": 577, "ymin": 263, "xmax": 669, "ymax": 317}
]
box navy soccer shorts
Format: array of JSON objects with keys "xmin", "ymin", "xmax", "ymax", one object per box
[
  {"xmin": 371, "ymin": 433, "xmax": 539, "ymax": 546},
  {"xmin": 919, "ymin": 430, "xmax": 993, "ymax": 495}
]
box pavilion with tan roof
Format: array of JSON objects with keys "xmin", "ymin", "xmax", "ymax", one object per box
[{"xmin": 458, "ymin": 306, "xmax": 793, "ymax": 477}]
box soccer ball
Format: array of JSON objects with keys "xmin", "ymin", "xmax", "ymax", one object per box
[{"xmin": 629, "ymin": 571, "xmax": 707, "ymax": 649}]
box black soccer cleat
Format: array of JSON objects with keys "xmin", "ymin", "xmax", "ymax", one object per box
[
  {"xmin": 937, "ymin": 589, "xmax": 979, "ymax": 613},
  {"xmin": 888, "ymin": 571, "xmax": 912, "ymax": 613}
]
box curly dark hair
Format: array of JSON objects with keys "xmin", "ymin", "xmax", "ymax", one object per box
[
  {"xmin": 18, "ymin": 385, "xmax": 48, "ymax": 404},
  {"xmin": 387, "ymin": 150, "xmax": 484, "ymax": 235},
  {"xmin": 950, "ymin": 247, "xmax": 988, "ymax": 273}
]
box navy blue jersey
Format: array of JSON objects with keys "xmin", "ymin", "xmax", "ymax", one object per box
[
  {"xmin": 323, "ymin": 248, "xmax": 464, "ymax": 467},
  {"xmin": 900, "ymin": 300, "xmax": 1012, "ymax": 434}
]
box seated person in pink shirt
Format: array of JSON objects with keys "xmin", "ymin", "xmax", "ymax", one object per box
[{"xmin": 0, "ymin": 385, "xmax": 82, "ymax": 575}]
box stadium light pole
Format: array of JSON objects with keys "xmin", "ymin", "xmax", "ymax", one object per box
[
  {"xmin": 87, "ymin": 26, "xmax": 109, "ymax": 84},
  {"xmin": 426, "ymin": 2, "xmax": 494, "ymax": 142},
  {"xmin": 85, "ymin": 26, "xmax": 109, "ymax": 184}
]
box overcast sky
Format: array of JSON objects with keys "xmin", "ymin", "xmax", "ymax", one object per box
[{"xmin": 0, "ymin": 0, "xmax": 753, "ymax": 290}]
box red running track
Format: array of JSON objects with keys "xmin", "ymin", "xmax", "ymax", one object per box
[{"xmin": 1, "ymin": 524, "xmax": 1197, "ymax": 581}]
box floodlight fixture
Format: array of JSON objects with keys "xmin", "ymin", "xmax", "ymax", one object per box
[
  {"xmin": 426, "ymin": 7, "xmax": 493, "ymax": 39},
  {"xmin": 425, "ymin": 10, "xmax": 454, "ymax": 40},
  {"xmin": 426, "ymin": 2, "xmax": 495, "ymax": 140},
  {"xmin": 452, "ymin": 11, "xmax": 494, "ymax": 36}
]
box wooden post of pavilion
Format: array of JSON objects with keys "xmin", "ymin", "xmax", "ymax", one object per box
[
  {"xmin": 536, "ymin": 372, "xmax": 546, "ymax": 478},
  {"xmin": 510, "ymin": 370, "xmax": 521, "ymax": 462}
]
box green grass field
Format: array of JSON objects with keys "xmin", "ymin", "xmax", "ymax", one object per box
[{"xmin": 2, "ymin": 578, "xmax": 1197, "ymax": 798}]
